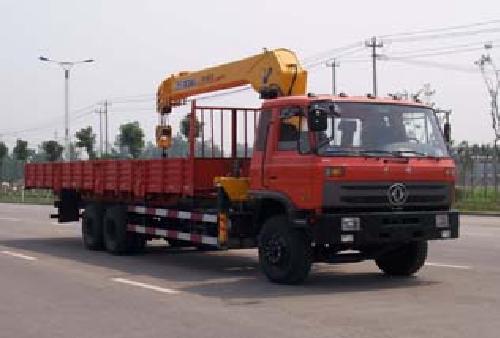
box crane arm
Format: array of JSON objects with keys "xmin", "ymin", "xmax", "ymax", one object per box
[{"xmin": 156, "ymin": 48, "xmax": 307, "ymax": 113}]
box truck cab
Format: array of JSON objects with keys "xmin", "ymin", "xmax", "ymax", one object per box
[{"xmin": 249, "ymin": 94, "xmax": 459, "ymax": 283}]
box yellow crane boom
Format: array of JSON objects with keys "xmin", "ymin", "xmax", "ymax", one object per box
[{"xmin": 156, "ymin": 48, "xmax": 307, "ymax": 114}]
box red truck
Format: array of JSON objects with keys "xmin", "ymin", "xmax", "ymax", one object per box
[{"xmin": 25, "ymin": 49, "xmax": 459, "ymax": 284}]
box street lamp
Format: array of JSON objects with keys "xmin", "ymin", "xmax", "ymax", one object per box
[{"xmin": 39, "ymin": 56, "xmax": 94, "ymax": 161}]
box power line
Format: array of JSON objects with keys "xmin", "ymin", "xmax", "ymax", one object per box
[
  {"xmin": 301, "ymin": 41, "xmax": 363, "ymax": 65},
  {"xmin": 343, "ymin": 42, "xmax": 498, "ymax": 63},
  {"xmin": 383, "ymin": 39, "xmax": 500, "ymax": 56},
  {"xmin": 109, "ymin": 97, "xmax": 155, "ymax": 104},
  {"xmin": 380, "ymin": 19, "xmax": 500, "ymax": 38},
  {"xmin": 0, "ymin": 104, "xmax": 98, "ymax": 137},
  {"xmin": 379, "ymin": 45, "xmax": 491, "ymax": 60},
  {"xmin": 108, "ymin": 93, "xmax": 154, "ymax": 100},
  {"xmin": 381, "ymin": 57, "xmax": 478, "ymax": 73},
  {"xmin": 303, "ymin": 44, "xmax": 365, "ymax": 68},
  {"xmin": 387, "ymin": 26, "xmax": 500, "ymax": 43}
]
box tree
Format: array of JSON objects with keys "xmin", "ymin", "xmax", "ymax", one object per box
[
  {"xmin": 13, "ymin": 139, "xmax": 29, "ymax": 161},
  {"xmin": 0, "ymin": 141, "xmax": 7, "ymax": 181},
  {"xmin": 180, "ymin": 114, "xmax": 202, "ymax": 139},
  {"xmin": 116, "ymin": 121, "xmax": 145, "ymax": 158},
  {"xmin": 141, "ymin": 141, "xmax": 163, "ymax": 159},
  {"xmin": 70, "ymin": 142, "xmax": 81, "ymax": 161},
  {"xmin": 0, "ymin": 142, "xmax": 7, "ymax": 160},
  {"xmin": 75, "ymin": 126, "xmax": 96, "ymax": 159},
  {"xmin": 42, "ymin": 140, "xmax": 64, "ymax": 162}
]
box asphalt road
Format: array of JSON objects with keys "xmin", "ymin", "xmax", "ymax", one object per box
[{"xmin": 0, "ymin": 203, "xmax": 499, "ymax": 338}]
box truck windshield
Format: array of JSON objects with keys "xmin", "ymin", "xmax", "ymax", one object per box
[{"xmin": 315, "ymin": 102, "xmax": 449, "ymax": 157}]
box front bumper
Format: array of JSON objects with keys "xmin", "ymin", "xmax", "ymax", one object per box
[{"xmin": 311, "ymin": 210, "xmax": 459, "ymax": 246}]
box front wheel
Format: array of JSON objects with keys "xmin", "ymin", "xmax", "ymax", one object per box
[
  {"xmin": 375, "ymin": 241, "xmax": 428, "ymax": 276},
  {"xmin": 258, "ymin": 215, "xmax": 312, "ymax": 284}
]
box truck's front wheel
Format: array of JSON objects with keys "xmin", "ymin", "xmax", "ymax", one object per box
[
  {"xmin": 258, "ymin": 215, "xmax": 312, "ymax": 284},
  {"xmin": 375, "ymin": 241, "xmax": 428, "ymax": 276}
]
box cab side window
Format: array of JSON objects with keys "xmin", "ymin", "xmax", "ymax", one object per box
[{"xmin": 278, "ymin": 107, "xmax": 310, "ymax": 153}]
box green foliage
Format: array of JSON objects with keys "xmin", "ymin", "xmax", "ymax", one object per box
[
  {"xmin": 0, "ymin": 141, "xmax": 7, "ymax": 181},
  {"xmin": 42, "ymin": 140, "xmax": 64, "ymax": 162},
  {"xmin": 70, "ymin": 142, "xmax": 81, "ymax": 161},
  {"xmin": 13, "ymin": 139, "xmax": 29, "ymax": 161},
  {"xmin": 116, "ymin": 121, "xmax": 145, "ymax": 158},
  {"xmin": 0, "ymin": 189, "xmax": 54, "ymax": 205},
  {"xmin": 0, "ymin": 142, "xmax": 7, "ymax": 160},
  {"xmin": 454, "ymin": 187, "xmax": 500, "ymax": 212},
  {"xmin": 75, "ymin": 126, "xmax": 96, "ymax": 159},
  {"xmin": 180, "ymin": 114, "xmax": 202, "ymax": 139}
]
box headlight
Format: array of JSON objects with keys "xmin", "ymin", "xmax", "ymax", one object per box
[
  {"xmin": 341, "ymin": 217, "xmax": 361, "ymax": 231},
  {"xmin": 435, "ymin": 214, "xmax": 449, "ymax": 228}
]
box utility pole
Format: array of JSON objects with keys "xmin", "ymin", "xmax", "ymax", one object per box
[
  {"xmin": 64, "ymin": 68, "xmax": 70, "ymax": 159},
  {"xmin": 422, "ymin": 83, "xmax": 436, "ymax": 107},
  {"xmin": 325, "ymin": 59, "xmax": 340, "ymax": 95},
  {"xmin": 95, "ymin": 108, "xmax": 104, "ymax": 157},
  {"xmin": 99, "ymin": 100, "xmax": 110, "ymax": 156},
  {"xmin": 365, "ymin": 36, "xmax": 384, "ymax": 96}
]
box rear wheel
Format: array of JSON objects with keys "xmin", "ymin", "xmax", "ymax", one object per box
[
  {"xmin": 103, "ymin": 205, "xmax": 145, "ymax": 255},
  {"xmin": 168, "ymin": 239, "xmax": 193, "ymax": 248},
  {"xmin": 375, "ymin": 241, "xmax": 428, "ymax": 276},
  {"xmin": 258, "ymin": 215, "xmax": 312, "ymax": 284},
  {"xmin": 82, "ymin": 203, "xmax": 105, "ymax": 250}
]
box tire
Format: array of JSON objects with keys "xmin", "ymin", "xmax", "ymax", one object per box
[
  {"xmin": 258, "ymin": 215, "xmax": 312, "ymax": 284},
  {"xmin": 375, "ymin": 241, "xmax": 428, "ymax": 276},
  {"xmin": 168, "ymin": 239, "xmax": 193, "ymax": 248},
  {"xmin": 130, "ymin": 235, "xmax": 147, "ymax": 253},
  {"xmin": 196, "ymin": 244, "xmax": 217, "ymax": 251},
  {"xmin": 82, "ymin": 203, "xmax": 105, "ymax": 250},
  {"xmin": 103, "ymin": 205, "xmax": 142, "ymax": 255}
]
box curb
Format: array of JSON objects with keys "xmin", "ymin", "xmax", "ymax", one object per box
[{"xmin": 460, "ymin": 211, "xmax": 500, "ymax": 217}]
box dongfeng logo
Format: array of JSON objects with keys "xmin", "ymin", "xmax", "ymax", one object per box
[{"xmin": 388, "ymin": 183, "xmax": 408, "ymax": 206}]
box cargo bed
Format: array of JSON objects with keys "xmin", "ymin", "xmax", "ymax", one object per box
[{"xmin": 25, "ymin": 158, "xmax": 250, "ymax": 199}]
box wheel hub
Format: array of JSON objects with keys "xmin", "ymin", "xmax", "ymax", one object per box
[{"xmin": 264, "ymin": 235, "xmax": 287, "ymax": 265}]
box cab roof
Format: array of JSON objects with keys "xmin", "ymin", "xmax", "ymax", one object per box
[{"xmin": 262, "ymin": 94, "xmax": 430, "ymax": 109}]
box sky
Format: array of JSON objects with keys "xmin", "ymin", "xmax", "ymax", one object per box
[{"xmin": 0, "ymin": 0, "xmax": 500, "ymax": 151}]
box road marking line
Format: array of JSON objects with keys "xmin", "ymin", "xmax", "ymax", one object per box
[
  {"xmin": 0, "ymin": 217, "xmax": 21, "ymax": 222},
  {"xmin": 111, "ymin": 278, "xmax": 179, "ymax": 294},
  {"xmin": 425, "ymin": 262, "xmax": 472, "ymax": 270},
  {"xmin": 1, "ymin": 250, "xmax": 38, "ymax": 261}
]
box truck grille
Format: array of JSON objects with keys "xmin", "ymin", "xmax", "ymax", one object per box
[{"xmin": 324, "ymin": 182, "xmax": 451, "ymax": 209}]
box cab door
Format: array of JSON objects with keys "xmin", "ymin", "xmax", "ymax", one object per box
[{"xmin": 263, "ymin": 106, "xmax": 315, "ymax": 209}]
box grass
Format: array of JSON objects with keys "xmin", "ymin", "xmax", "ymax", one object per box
[
  {"xmin": 0, "ymin": 189, "xmax": 54, "ymax": 205},
  {"xmin": 454, "ymin": 187, "xmax": 500, "ymax": 212}
]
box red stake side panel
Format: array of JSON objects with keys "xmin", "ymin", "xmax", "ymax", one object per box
[{"xmin": 25, "ymin": 158, "xmax": 250, "ymax": 199}]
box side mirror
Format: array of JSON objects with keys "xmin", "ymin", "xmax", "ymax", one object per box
[
  {"xmin": 308, "ymin": 107, "xmax": 328, "ymax": 131},
  {"xmin": 443, "ymin": 122, "xmax": 451, "ymax": 143}
]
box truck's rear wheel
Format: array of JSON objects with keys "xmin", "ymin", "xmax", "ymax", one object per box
[
  {"xmin": 375, "ymin": 241, "xmax": 428, "ymax": 276},
  {"xmin": 258, "ymin": 215, "xmax": 312, "ymax": 284},
  {"xmin": 103, "ymin": 205, "xmax": 145, "ymax": 255},
  {"xmin": 82, "ymin": 203, "xmax": 104, "ymax": 250}
]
